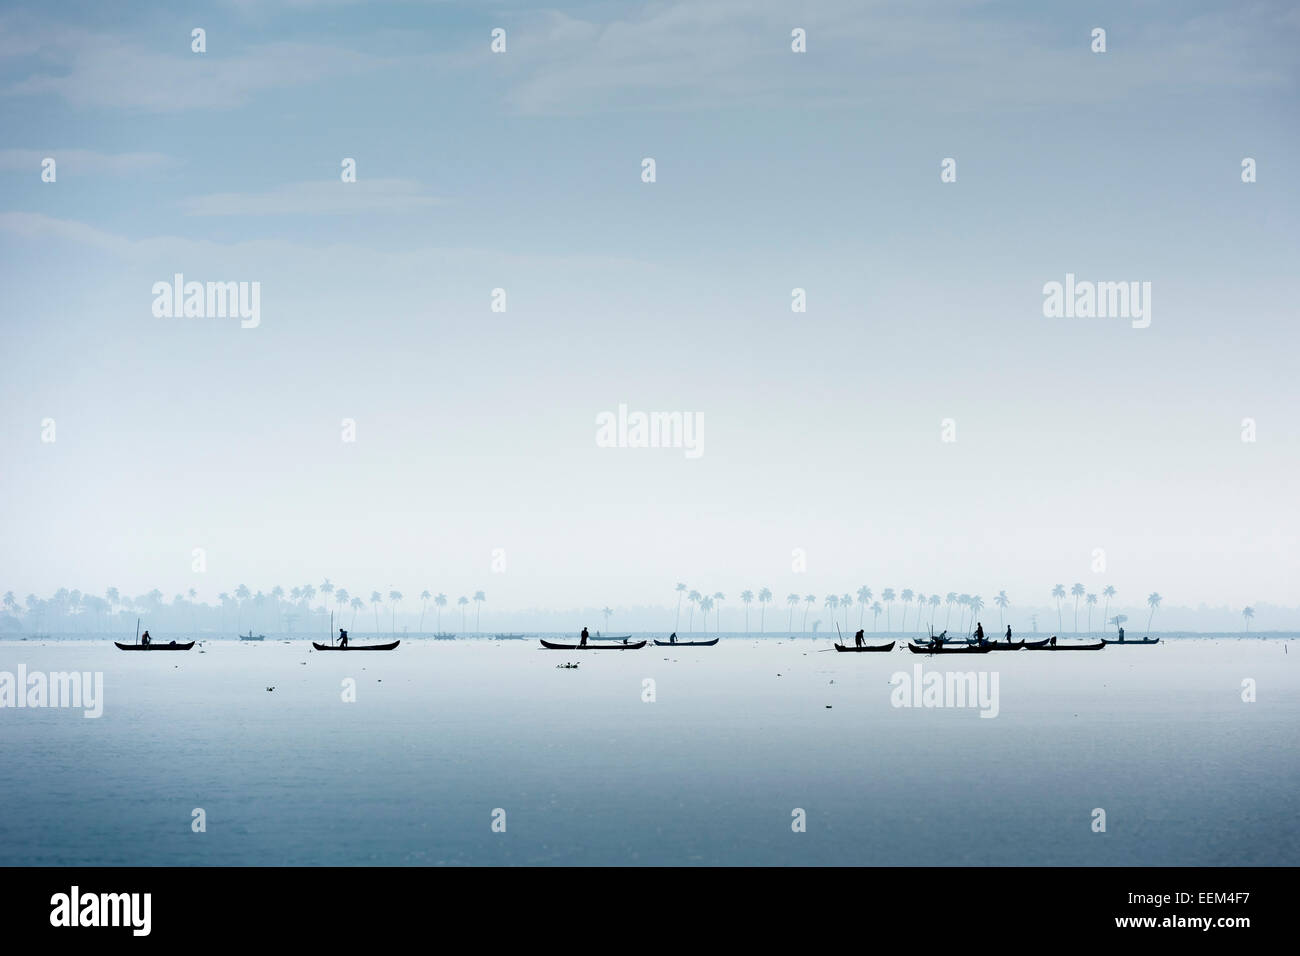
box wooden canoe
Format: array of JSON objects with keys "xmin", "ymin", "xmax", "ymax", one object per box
[
  {"xmin": 653, "ymin": 637, "xmax": 719, "ymax": 647},
  {"xmin": 907, "ymin": 642, "xmax": 991, "ymax": 654},
  {"xmin": 115, "ymin": 641, "xmax": 194, "ymax": 651},
  {"xmin": 1024, "ymin": 640, "xmax": 1105, "ymax": 651},
  {"xmin": 540, "ymin": 639, "xmax": 646, "ymax": 650},
  {"xmin": 1101, "ymin": 636, "xmax": 1159, "ymax": 644},
  {"xmin": 312, "ymin": 640, "xmax": 400, "ymax": 651},
  {"xmin": 833, "ymin": 641, "xmax": 896, "ymax": 652}
]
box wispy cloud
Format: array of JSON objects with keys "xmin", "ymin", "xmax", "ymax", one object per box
[
  {"xmin": 0, "ymin": 148, "xmax": 174, "ymax": 175},
  {"xmin": 178, "ymin": 179, "xmax": 441, "ymax": 216}
]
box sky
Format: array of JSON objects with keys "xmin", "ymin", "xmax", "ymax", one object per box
[{"xmin": 1, "ymin": 0, "xmax": 1297, "ymax": 619}]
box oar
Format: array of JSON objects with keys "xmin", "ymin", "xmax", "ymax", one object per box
[{"xmin": 135, "ymin": 617, "xmax": 140, "ymax": 646}]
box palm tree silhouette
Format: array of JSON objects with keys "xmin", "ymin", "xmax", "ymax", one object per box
[
  {"xmin": 945, "ymin": 592, "xmax": 957, "ymax": 630},
  {"xmin": 688, "ymin": 590, "xmax": 702, "ymax": 632},
  {"xmin": 713, "ymin": 592, "xmax": 725, "ymax": 631},
  {"xmin": 928, "ymin": 593, "xmax": 940, "ymax": 630},
  {"xmin": 389, "ymin": 590, "xmax": 403, "ymax": 636},
  {"xmin": 900, "ymin": 589, "xmax": 914, "ymax": 632},
  {"xmin": 957, "ymin": 594, "xmax": 971, "ymax": 634},
  {"xmin": 474, "ymin": 591, "xmax": 486, "ymax": 632},
  {"xmin": 786, "ymin": 593, "xmax": 799, "ymax": 632},
  {"xmin": 1071, "ymin": 583, "xmax": 1085, "ymax": 633},
  {"xmin": 1085, "ymin": 593, "xmax": 1097, "ymax": 635},
  {"xmin": 871, "ymin": 601, "xmax": 882, "ymax": 631},
  {"xmin": 335, "ymin": 588, "xmax": 349, "ymax": 629},
  {"xmin": 700, "ymin": 595, "xmax": 715, "ymax": 631},
  {"xmin": 856, "ymin": 586, "xmax": 872, "ymax": 626},
  {"xmin": 458, "ymin": 595, "xmax": 469, "ymax": 631},
  {"xmin": 370, "ymin": 591, "xmax": 383, "ymax": 632},
  {"xmin": 216, "ymin": 592, "xmax": 229, "ymax": 631},
  {"xmin": 824, "ymin": 594, "xmax": 839, "ymax": 631},
  {"xmin": 602, "ymin": 606, "xmax": 613, "ymax": 631},
  {"xmin": 913, "ymin": 593, "xmax": 926, "ymax": 635},
  {"xmin": 1146, "ymin": 592, "xmax": 1162, "ymax": 634},
  {"xmin": 740, "ymin": 590, "xmax": 754, "ymax": 632},
  {"xmin": 881, "ymin": 589, "xmax": 896, "ymax": 632},
  {"xmin": 1242, "ymin": 606, "xmax": 1254, "ymax": 633},
  {"xmin": 758, "ymin": 587, "xmax": 772, "ymax": 632},
  {"xmin": 841, "ymin": 592, "xmax": 853, "ymax": 631},
  {"xmin": 1102, "ymin": 585, "xmax": 1116, "ymax": 633},
  {"xmin": 1051, "ymin": 584, "xmax": 1066, "ymax": 632},
  {"xmin": 994, "ymin": 590, "xmax": 1010, "ymax": 632},
  {"xmin": 674, "ymin": 582, "xmax": 687, "ymax": 630},
  {"xmin": 435, "ymin": 593, "xmax": 447, "ymax": 632},
  {"xmin": 803, "ymin": 594, "xmax": 816, "ymax": 633},
  {"xmin": 969, "ymin": 595, "xmax": 985, "ymax": 634},
  {"xmin": 350, "ymin": 596, "xmax": 363, "ymax": 627}
]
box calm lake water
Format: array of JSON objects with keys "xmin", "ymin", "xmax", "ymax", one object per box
[{"xmin": 1, "ymin": 637, "xmax": 1296, "ymax": 866}]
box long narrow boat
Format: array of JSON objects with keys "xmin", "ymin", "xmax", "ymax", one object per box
[
  {"xmin": 1101, "ymin": 636, "xmax": 1160, "ymax": 645},
  {"xmin": 908, "ymin": 642, "xmax": 991, "ymax": 654},
  {"xmin": 494, "ymin": 633, "xmax": 528, "ymax": 640},
  {"xmin": 833, "ymin": 640, "xmax": 896, "ymax": 653},
  {"xmin": 239, "ymin": 631, "xmax": 265, "ymax": 642},
  {"xmin": 115, "ymin": 641, "xmax": 194, "ymax": 651},
  {"xmin": 1024, "ymin": 640, "xmax": 1105, "ymax": 651},
  {"xmin": 653, "ymin": 637, "xmax": 720, "ymax": 647},
  {"xmin": 1023, "ymin": 637, "xmax": 1050, "ymax": 648},
  {"xmin": 591, "ymin": 633, "xmax": 634, "ymax": 640},
  {"xmin": 540, "ymin": 639, "xmax": 646, "ymax": 650},
  {"xmin": 982, "ymin": 640, "xmax": 1025, "ymax": 651},
  {"xmin": 312, "ymin": 640, "xmax": 400, "ymax": 651}
]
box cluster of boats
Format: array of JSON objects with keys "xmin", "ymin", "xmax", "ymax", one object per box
[{"xmin": 835, "ymin": 635, "xmax": 1160, "ymax": 654}]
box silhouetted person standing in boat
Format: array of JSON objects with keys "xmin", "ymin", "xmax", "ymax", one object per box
[
  {"xmin": 580, "ymin": 627, "xmax": 589, "ymax": 647},
  {"xmin": 1005, "ymin": 625, "xmax": 1012, "ymax": 642},
  {"xmin": 974, "ymin": 622, "xmax": 985, "ymax": 644},
  {"xmin": 1050, "ymin": 635, "xmax": 1057, "ymax": 647},
  {"xmin": 854, "ymin": 628, "xmax": 865, "ymax": 648},
  {"xmin": 141, "ymin": 630, "xmax": 151, "ymax": 646},
  {"xmin": 1118, "ymin": 626, "xmax": 1125, "ymax": 642},
  {"xmin": 339, "ymin": 628, "xmax": 348, "ymax": 648},
  {"xmin": 669, "ymin": 632, "xmax": 677, "ymax": 644}
]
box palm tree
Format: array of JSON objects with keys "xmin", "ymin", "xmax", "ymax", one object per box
[
  {"xmin": 713, "ymin": 592, "xmax": 725, "ymax": 631},
  {"xmin": 688, "ymin": 590, "xmax": 702, "ymax": 632},
  {"xmin": 1146, "ymin": 592, "xmax": 1162, "ymax": 635},
  {"xmin": 474, "ymin": 590, "xmax": 486, "ymax": 631},
  {"xmin": 871, "ymin": 601, "xmax": 882, "ymax": 631},
  {"xmin": 957, "ymin": 594, "xmax": 971, "ymax": 634},
  {"xmin": 335, "ymin": 588, "xmax": 349, "ymax": 629},
  {"xmin": 994, "ymin": 590, "xmax": 1009, "ymax": 631},
  {"xmin": 856, "ymin": 586, "xmax": 872, "ymax": 626},
  {"xmin": 913, "ymin": 593, "xmax": 926, "ymax": 634},
  {"xmin": 1084, "ymin": 593, "xmax": 1097, "ymax": 634},
  {"xmin": 1071, "ymin": 583, "xmax": 1085, "ymax": 633},
  {"xmin": 700, "ymin": 595, "xmax": 714, "ymax": 631},
  {"xmin": 881, "ymin": 588, "xmax": 896, "ymax": 631},
  {"xmin": 350, "ymin": 596, "xmax": 363, "ymax": 627},
  {"xmin": 900, "ymin": 589, "xmax": 914, "ymax": 632},
  {"xmin": 216, "ymin": 592, "xmax": 229, "ymax": 631},
  {"xmin": 1101, "ymin": 586, "xmax": 1116, "ymax": 634},
  {"xmin": 969, "ymin": 595, "xmax": 985, "ymax": 633},
  {"xmin": 435, "ymin": 593, "xmax": 447, "ymax": 632},
  {"xmin": 389, "ymin": 590, "xmax": 403, "ymax": 635},
  {"xmin": 370, "ymin": 591, "xmax": 383, "ymax": 632},
  {"xmin": 758, "ymin": 587, "xmax": 772, "ymax": 632},
  {"xmin": 457, "ymin": 595, "xmax": 469, "ymax": 631},
  {"xmin": 602, "ymin": 606, "xmax": 613, "ymax": 631},
  {"xmin": 802, "ymin": 594, "xmax": 816, "ymax": 632},
  {"xmin": 1051, "ymin": 584, "xmax": 1066, "ymax": 632},
  {"xmin": 824, "ymin": 595, "xmax": 839, "ymax": 631},
  {"xmin": 740, "ymin": 590, "xmax": 754, "ymax": 632},
  {"xmin": 674, "ymin": 582, "xmax": 687, "ymax": 630},
  {"xmin": 786, "ymin": 593, "xmax": 799, "ymax": 631},
  {"xmin": 945, "ymin": 592, "xmax": 957, "ymax": 629},
  {"xmin": 841, "ymin": 592, "xmax": 853, "ymax": 631},
  {"xmin": 928, "ymin": 594, "xmax": 940, "ymax": 630},
  {"xmin": 419, "ymin": 590, "xmax": 431, "ymax": 631},
  {"xmin": 1242, "ymin": 606, "xmax": 1254, "ymax": 633}
]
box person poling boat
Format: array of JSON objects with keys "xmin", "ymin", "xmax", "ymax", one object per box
[
  {"xmin": 141, "ymin": 630, "xmax": 152, "ymax": 647},
  {"xmin": 338, "ymin": 628, "xmax": 349, "ymax": 648},
  {"xmin": 1005, "ymin": 625, "xmax": 1012, "ymax": 641},
  {"xmin": 974, "ymin": 622, "xmax": 985, "ymax": 644},
  {"xmin": 854, "ymin": 628, "xmax": 865, "ymax": 648},
  {"xmin": 580, "ymin": 626, "xmax": 589, "ymax": 647},
  {"xmin": 668, "ymin": 632, "xmax": 677, "ymax": 644}
]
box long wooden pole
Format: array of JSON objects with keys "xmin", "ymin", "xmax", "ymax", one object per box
[{"xmin": 135, "ymin": 617, "xmax": 140, "ymax": 645}]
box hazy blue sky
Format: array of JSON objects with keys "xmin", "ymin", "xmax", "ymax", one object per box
[{"xmin": 1, "ymin": 1, "xmax": 1297, "ymax": 613}]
